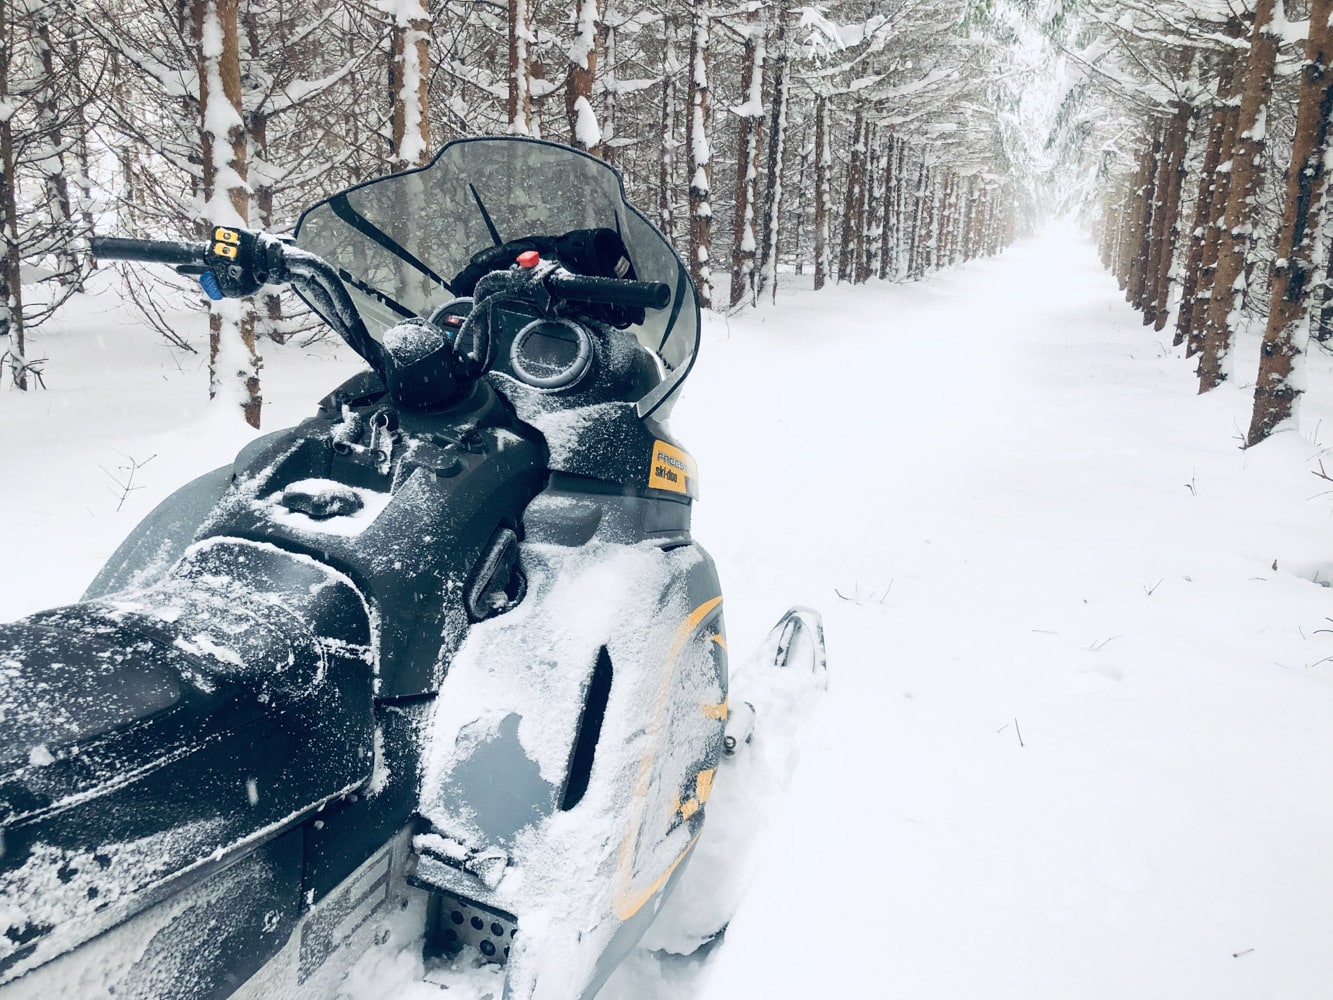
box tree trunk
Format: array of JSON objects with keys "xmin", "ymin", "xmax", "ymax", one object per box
[
  {"xmin": 1188, "ymin": 38, "xmax": 1246, "ymax": 357},
  {"xmin": 1116, "ymin": 171, "xmax": 1141, "ymax": 291},
  {"xmin": 793, "ymin": 121, "xmax": 809, "ymax": 275},
  {"xmin": 861, "ymin": 130, "xmax": 879, "ymax": 282},
  {"xmin": 878, "ymin": 134, "xmax": 897, "ymax": 279},
  {"xmin": 908, "ymin": 157, "xmax": 929, "ymax": 280},
  {"xmin": 565, "ymin": 0, "xmax": 601, "ymax": 155},
  {"xmin": 600, "ymin": 14, "xmax": 617, "ymax": 165},
  {"xmin": 982, "ymin": 185, "xmax": 999, "ymax": 258},
  {"xmin": 940, "ymin": 171, "xmax": 958, "ymax": 268},
  {"xmin": 813, "ymin": 93, "xmax": 831, "ymax": 290},
  {"xmin": 658, "ymin": 16, "xmax": 677, "ymax": 243},
  {"xmin": 756, "ymin": 6, "xmax": 788, "ymax": 302},
  {"xmin": 1199, "ymin": 0, "xmax": 1279, "ymax": 393},
  {"xmin": 33, "ymin": 10, "xmax": 80, "ymax": 292},
  {"xmin": 1114, "ymin": 187, "xmax": 1131, "ymax": 279},
  {"xmin": 1317, "ymin": 229, "xmax": 1333, "ymax": 342},
  {"xmin": 920, "ymin": 168, "xmax": 938, "ymax": 276},
  {"xmin": 968, "ymin": 177, "xmax": 985, "ymax": 261},
  {"xmin": 1188, "ymin": 75, "xmax": 1242, "ymax": 357},
  {"xmin": 508, "ymin": 0, "xmax": 533, "ymax": 135},
  {"xmin": 1126, "ymin": 138, "xmax": 1160, "ymax": 310},
  {"xmin": 1175, "ymin": 39, "xmax": 1241, "ymax": 347},
  {"xmin": 1147, "ymin": 101, "xmax": 1192, "ymax": 330},
  {"xmin": 196, "ymin": 0, "xmax": 261, "ymax": 428},
  {"xmin": 249, "ymin": 108, "xmax": 285, "ymax": 342},
  {"xmin": 685, "ymin": 0, "xmax": 712, "ymax": 307},
  {"xmin": 65, "ymin": 1, "xmax": 96, "ymax": 265},
  {"xmin": 729, "ymin": 15, "xmax": 762, "ymax": 307},
  {"xmin": 1099, "ymin": 186, "xmax": 1116, "ymax": 270},
  {"xmin": 893, "ymin": 140, "xmax": 911, "ymax": 278},
  {"xmin": 837, "ymin": 108, "xmax": 865, "ymax": 284},
  {"xmin": 389, "ymin": 0, "xmax": 432, "ymax": 167},
  {"xmin": 243, "ymin": 13, "xmax": 282, "ymax": 343},
  {"xmin": 0, "ymin": 0, "xmax": 26, "ymax": 389},
  {"xmin": 1246, "ymin": 0, "xmax": 1333, "ymax": 445}
]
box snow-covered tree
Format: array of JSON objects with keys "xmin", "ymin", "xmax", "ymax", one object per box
[
  {"xmin": 1247, "ymin": 0, "xmax": 1333, "ymax": 445},
  {"xmin": 382, "ymin": 0, "xmax": 432, "ymax": 168},
  {"xmin": 685, "ymin": 0, "xmax": 712, "ymax": 307},
  {"xmin": 565, "ymin": 0, "xmax": 602, "ymax": 154},
  {"xmin": 194, "ymin": 0, "xmax": 262, "ymax": 427},
  {"xmin": 727, "ymin": 8, "xmax": 762, "ymax": 307},
  {"xmin": 1197, "ymin": 0, "xmax": 1280, "ymax": 393},
  {"xmin": 0, "ymin": 2, "xmax": 100, "ymax": 389}
]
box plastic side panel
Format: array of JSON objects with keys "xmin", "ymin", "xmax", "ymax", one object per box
[
  {"xmin": 81, "ymin": 465, "xmax": 233, "ymax": 600},
  {"xmin": 0, "ymin": 828, "xmax": 303, "ymax": 1000}
]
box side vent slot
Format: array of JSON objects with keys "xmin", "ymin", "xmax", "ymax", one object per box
[{"xmin": 561, "ymin": 646, "xmax": 613, "ymax": 811}]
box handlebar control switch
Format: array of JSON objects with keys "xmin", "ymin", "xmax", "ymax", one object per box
[
  {"xmin": 205, "ymin": 225, "xmax": 284, "ymax": 299},
  {"xmin": 207, "ymin": 226, "xmax": 262, "ymax": 297}
]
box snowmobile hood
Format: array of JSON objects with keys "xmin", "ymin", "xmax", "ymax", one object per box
[{"xmin": 293, "ymin": 137, "xmax": 701, "ymax": 419}]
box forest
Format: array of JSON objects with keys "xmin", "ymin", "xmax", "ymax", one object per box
[{"xmin": 2, "ymin": 0, "xmax": 1333, "ymax": 446}]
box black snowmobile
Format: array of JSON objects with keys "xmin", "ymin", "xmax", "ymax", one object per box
[{"xmin": 0, "ymin": 137, "xmax": 830, "ymax": 1000}]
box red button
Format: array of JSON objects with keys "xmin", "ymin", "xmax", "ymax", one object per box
[{"xmin": 517, "ymin": 250, "xmax": 540, "ymax": 268}]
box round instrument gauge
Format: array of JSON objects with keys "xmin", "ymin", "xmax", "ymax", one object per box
[{"xmin": 509, "ymin": 318, "xmax": 594, "ymax": 390}]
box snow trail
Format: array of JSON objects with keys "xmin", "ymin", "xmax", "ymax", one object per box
[{"xmin": 677, "ymin": 225, "xmax": 1333, "ymax": 1000}]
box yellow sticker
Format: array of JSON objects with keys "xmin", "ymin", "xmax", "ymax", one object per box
[
  {"xmin": 214, "ymin": 227, "xmax": 240, "ymax": 244},
  {"xmin": 649, "ymin": 440, "xmax": 696, "ymax": 495},
  {"xmin": 212, "ymin": 243, "xmax": 239, "ymax": 259},
  {"xmin": 695, "ymin": 768, "xmax": 715, "ymax": 803}
]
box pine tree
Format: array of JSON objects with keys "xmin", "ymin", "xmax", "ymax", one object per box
[
  {"xmin": 1198, "ymin": 0, "xmax": 1280, "ymax": 393},
  {"xmin": 685, "ymin": 0, "xmax": 712, "ymax": 307},
  {"xmin": 728, "ymin": 10, "xmax": 762, "ymax": 308},
  {"xmin": 385, "ymin": 0, "xmax": 432, "ymax": 168},
  {"xmin": 0, "ymin": 0, "xmax": 26, "ymax": 388},
  {"xmin": 195, "ymin": 0, "xmax": 262, "ymax": 427},
  {"xmin": 1246, "ymin": 0, "xmax": 1333, "ymax": 445}
]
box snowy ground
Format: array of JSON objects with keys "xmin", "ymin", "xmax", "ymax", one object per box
[{"xmin": 5, "ymin": 226, "xmax": 1333, "ymax": 998}]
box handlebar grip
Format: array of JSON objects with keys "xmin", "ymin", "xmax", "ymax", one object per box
[
  {"xmin": 547, "ymin": 272, "xmax": 672, "ymax": 311},
  {"xmin": 91, "ymin": 237, "xmax": 208, "ymax": 267}
]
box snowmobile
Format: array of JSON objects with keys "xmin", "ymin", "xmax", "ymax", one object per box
[{"xmin": 0, "ymin": 136, "xmax": 825, "ymax": 1000}]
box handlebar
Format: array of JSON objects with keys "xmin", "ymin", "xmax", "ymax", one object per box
[
  {"xmin": 547, "ymin": 272, "xmax": 671, "ymax": 311},
  {"xmin": 91, "ymin": 229, "xmax": 386, "ymax": 377},
  {"xmin": 90, "ymin": 237, "xmax": 209, "ymax": 268},
  {"xmin": 89, "ymin": 227, "xmax": 672, "ymax": 384}
]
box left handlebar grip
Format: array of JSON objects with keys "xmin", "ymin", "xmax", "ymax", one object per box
[{"xmin": 91, "ymin": 237, "xmax": 208, "ymax": 267}]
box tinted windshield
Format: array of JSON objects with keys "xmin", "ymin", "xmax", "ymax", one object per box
[{"xmin": 294, "ymin": 137, "xmax": 700, "ymax": 417}]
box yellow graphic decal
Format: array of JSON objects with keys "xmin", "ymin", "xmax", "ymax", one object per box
[
  {"xmin": 701, "ymin": 697, "xmax": 728, "ymax": 721},
  {"xmin": 648, "ymin": 440, "xmax": 697, "ymax": 496},
  {"xmin": 614, "ymin": 831, "xmax": 701, "ymax": 922},
  {"xmin": 695, "ymin": 768, "xmax": 715, "ymax": 804},
  {"xmin": 613, "ymin": 596, "xmax": 722, "ymax": 921},
  {"xmin": 673, "ymin": 768, "xmax": 717, "ymax": 824}
]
